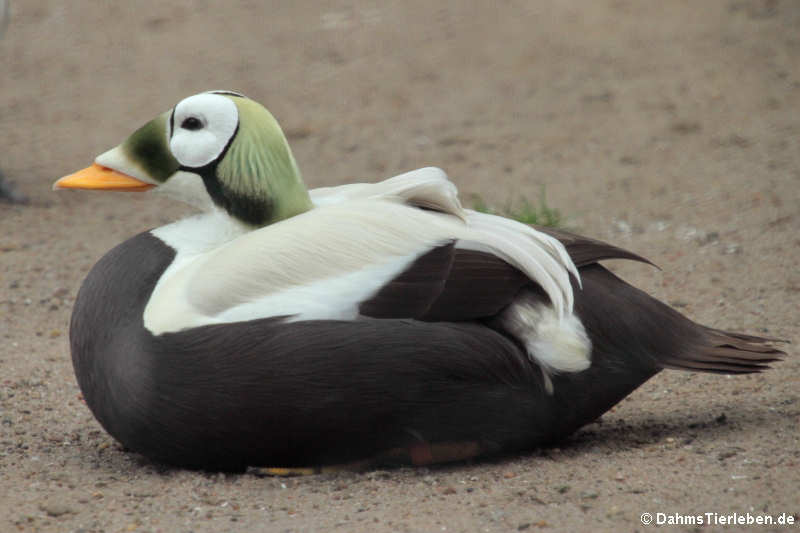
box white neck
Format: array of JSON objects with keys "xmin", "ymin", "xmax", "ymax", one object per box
[
  {"xmin": 150, "ymin": 209, "xmax": 251, "ymax": 256},
  {"xmin": 150, "ymin": 170, "xmax": 217, "ymax": 211}
]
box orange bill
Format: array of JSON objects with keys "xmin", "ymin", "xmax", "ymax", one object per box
[{"xmin": 53, "ymin": 163, "xmax": 155, "ymax": 192}]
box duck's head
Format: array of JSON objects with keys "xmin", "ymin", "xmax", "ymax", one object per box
[{"xmin": 54, "ymin": 91, "xmax": 312, "ymax": 227}]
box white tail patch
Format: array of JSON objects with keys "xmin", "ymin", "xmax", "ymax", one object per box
[{"xmin": 496, "ymin": 292, "xmax": 592, "ymax": 393}]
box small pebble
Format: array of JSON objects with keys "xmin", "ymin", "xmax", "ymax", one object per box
[{"xmin": 39, "ymin": 502, "xmax": 74, "ymax": 517}]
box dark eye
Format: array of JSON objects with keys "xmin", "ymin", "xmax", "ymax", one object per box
[{"xmin": 181, "ymin": 116, "xmax": 203, "ymax": 130}]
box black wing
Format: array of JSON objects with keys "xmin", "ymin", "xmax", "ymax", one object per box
[
  {"xmin": 358, "ymin": 241, "xmax": 529, "ymax": 321},
  {"xmin": 534, "ymin": 226, "xmax": 654, "ymax": 268},
  {"xmin": 358, "ymin": 228, "xmax": 655, "ymax": 322}
]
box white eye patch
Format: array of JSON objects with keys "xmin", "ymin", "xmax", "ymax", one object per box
[{"xmin": 169, "ymin": 93, "xmax": 239, "ymax": 168}]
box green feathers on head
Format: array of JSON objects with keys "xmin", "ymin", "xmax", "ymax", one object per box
[
  {"xmin": 112, "ymin": 93, "xmax": 313, "ymax": 227},
  {"xmin": 122, "ymin": 112, "xmax": 180, "ymax": 183},
  {"xmin": 216, "ymin": 97, "xmax": 312, "ymax": 226}
]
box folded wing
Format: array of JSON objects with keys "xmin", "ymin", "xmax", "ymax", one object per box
[{"xmin": 145, "ymin": 168, "xmax": 582, "ymax": 334}]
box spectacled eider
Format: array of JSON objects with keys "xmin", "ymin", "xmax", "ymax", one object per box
[{"xmin": 54, "ymin": 91, "xmax": 785, "ymax": 471}]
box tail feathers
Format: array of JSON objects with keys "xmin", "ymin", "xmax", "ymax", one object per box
[
  {"xmin": 706, "ymin": 327, "xmax": 788, "ymax": 345},
  {"xmin": 573, "ymin": 263, "xmax": 787, "ymax": 378},
  {"xmin": 661, "ymin": 329, "xmax": 786, "ymax": 374}
]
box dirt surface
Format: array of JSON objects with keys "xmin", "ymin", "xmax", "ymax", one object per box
[{"xmin": 1, "ymin": 1, "xmax": 798, "ymax": 532}]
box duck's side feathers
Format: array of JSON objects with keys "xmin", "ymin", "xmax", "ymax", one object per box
[
  {"xmin": 145, "ymin": 201, "xmax": 469, "ymax": 333},
  {"xmin": 226, "ymin": 246, "xmax": 453, "ymax": 325},
  {"xmin": 73, "ymin": 231, "xmax": 561, "ymax": 469},
  {"xmin": 145, "ymin": 199, "xmax": 578, "ymax": 334},
  {"xmin": 70, "ymin": 233, "xmax": 177, "ymax": 453},
  {"xmin": 150, "ymin": 317, "xmax": 552, "ymax": 469}
]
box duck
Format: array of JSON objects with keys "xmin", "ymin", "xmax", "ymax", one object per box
[{"xmin": 54, "ymin": 90, "xmax": 785, "ymax": 472}]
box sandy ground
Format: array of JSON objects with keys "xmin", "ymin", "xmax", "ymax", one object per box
[{"xmin": 1, "ymin": 1, "xmax": 799, "ymax": 532}]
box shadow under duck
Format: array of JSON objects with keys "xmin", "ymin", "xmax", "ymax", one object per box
[{"xmin": 54, "ymin": 91, "xmax": 785, "ymax": 471}]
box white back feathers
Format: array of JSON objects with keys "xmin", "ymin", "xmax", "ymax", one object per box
[
  {"xmin": 146, "ymin": 167, "xmax": 580, "ymax": 334},
  {"xmin": 310, "ymin": 167, "xmax": 465, "ymax": 220}
]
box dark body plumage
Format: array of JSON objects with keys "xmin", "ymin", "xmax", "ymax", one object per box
[{"xmin": 71, "ymin": 231, "xmax": 783, "ymax": 471}]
